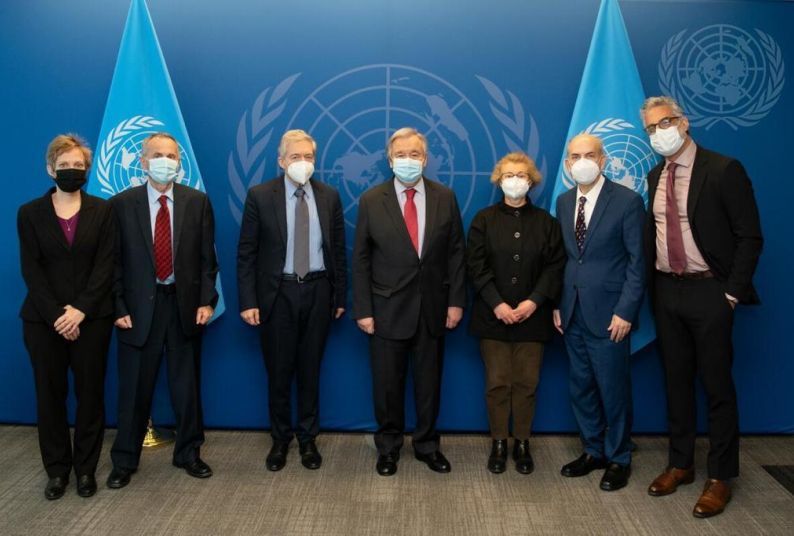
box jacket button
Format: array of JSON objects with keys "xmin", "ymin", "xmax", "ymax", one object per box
[
  {"xmin": 513, "ymin": 254, "xmax": 520, "ymax": 262},
  {"xmin": 511, "ymin": 277, "xmax": 518, "ymax": 284},
  {"xmin": 149, "ymin": 295, "xmax": 154, "ymax": 300},
  {"xmin": 578, "ymin": 260, "xmax": 583, "ymax": 265},
  {"xmin": 514, "ymin": 232, "xmax": 521, "ymax": 239},
  {"xmin": 514, "ymin": 211, "xmax": 520, "ymax": 217}
]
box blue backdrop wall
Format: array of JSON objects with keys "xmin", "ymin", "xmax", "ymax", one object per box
[{"xmin": 1, "ymin": 0, "xmax": 791, "ymax": 433}]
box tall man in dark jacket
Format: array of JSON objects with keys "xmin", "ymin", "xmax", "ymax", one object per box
[
  {"xmin": 237, "ymin": 130, "xmax": 347, "ymax": 471},
  {"xmin": 353, "ymin": 127, "xmax": 466, "ymax": 476},
  {"xmin": 641, "ymin": 96, "xmax": 763, "ymax": 518},
  {"xmin": 107, "ymin": 133, "xmax": 219, "ymax": 489}
]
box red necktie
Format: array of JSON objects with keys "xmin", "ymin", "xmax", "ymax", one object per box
[
  {"xmin": 403, "ymin": 188, "xmax": 419, "ymax": 254},
  {"xmin": 154, "ymin": 195, "xmax": 173, "ymax": 280},
  {"xmin": 665, "ymin": 162, "xmax": 687, "ymax": 274}
]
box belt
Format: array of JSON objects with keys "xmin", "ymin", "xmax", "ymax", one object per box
[
  {"xmin": 282, "ymin": 270, "xmax": 327, "ymax": 283},
  {"xmin": 656, "ymin": 270, "xmax": 714, "ymax": 281},
  {"xmin": 156, "ymin": 283, "xmax": 176, "ymax": 294}
]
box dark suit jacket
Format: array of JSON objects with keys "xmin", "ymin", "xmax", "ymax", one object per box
[
  {"xmin": 111, "ymin": 183, "xmax": 219, "ymax": 346},
  {"xmin": 644, "ymin": 145, "xmax": 763, "ymax": 304},
  {"xmin": 556, "ymin": 178, "xmax": 646, "ymax": 336},
  {"xmin": 18, "ymin": 189, "xmax": 116, "ymax": 325},
  {"xmin": 236, "ymin": 176, "xmax": 347, "ymax": 319},
  {"xmin": 352, "ymin": 177, "xmax": 466, "ymax": 340}
]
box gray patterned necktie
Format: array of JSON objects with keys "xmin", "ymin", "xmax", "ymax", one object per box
[{"xmin": 294, "ymin": 187, "xmax": 309, "ymax": 278}]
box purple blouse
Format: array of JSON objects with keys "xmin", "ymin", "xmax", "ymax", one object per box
[{"xmin": 57, "ymin": 213, "xmax": 79, "ymax": 246}]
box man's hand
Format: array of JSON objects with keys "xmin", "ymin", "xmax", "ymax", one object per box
[
  {"xmin": 446, "ymin": 306, "xmax": 463, "ymax": 329},
  {"xmin": 357, "ymin": 317, "xmax": 375, "ymax": 335},
  {"xmin": 196, "ymin": 306, "xmax": 214, "ymax": 325},
  {"xmin": 494, "ymin": 303, "xmax": 518, "ymax": 325},
  {"xmin": 553, "ymin": 309, "xmax": 564, "ymax": 335},
  {"xmin": 54, "ymin": 305, "xmax": 85, "ymax": 336},
  {"xmin": 240, "ymin": 308, "xmax": 261, "ymax": 326},
  {"xmin": 607, "ymin": 314, "xmax": 632, "ymax": 342},
  {"xmin": 513, "ymin": 300, "xmax": 538, "ymax": 323},
  {"xmin": 334, "ymin": 308, "xmax": 345, "ymax": 319},
  {"xmin": 115, "ymin": 315, "xmax": 133, "ymax": 329}
]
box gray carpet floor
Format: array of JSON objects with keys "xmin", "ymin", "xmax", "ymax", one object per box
[{"xmin": 0, "ymin": 426, "xmax": 792, "ymax": 535}]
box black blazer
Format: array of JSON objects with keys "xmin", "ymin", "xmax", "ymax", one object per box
[
  {"xmin": 111, "ymin": 183, "xmax": 219, "ymax": 346},
  {"xmin": 18, "ymin": 189, "xmax": 116, "ymax": 325},
  {"xmin": 236, "ymin": 176, "xmax": 347, "ymax": 318},
  {"xmin": 352, "ymin": 177, "xmax": 466, "ymax": 340},
  {"xmin": 466, "ymin": 200, "xmax": 565, "ymax": 342},
  {"xmin": 644, "ymin": 145, "xmax": 763, "ymax": 304}
]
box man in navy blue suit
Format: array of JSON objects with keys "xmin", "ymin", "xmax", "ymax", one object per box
[{"xmin": 553, "ymin": 133, "xmax": 645, "ymax": 491}]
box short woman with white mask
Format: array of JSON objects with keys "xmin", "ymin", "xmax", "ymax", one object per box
[{"xmin": 466, "ymin": 152, "xmax": 565, "ymax": 474}]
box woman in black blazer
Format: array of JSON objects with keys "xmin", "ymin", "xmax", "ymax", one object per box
[
  {"xmin": 17, "ymin": 134, "xmax": 115, "ymax": 500},
  {"xmin": 466, "ymin": 152, "xmax": 565, "ymax": 475}
]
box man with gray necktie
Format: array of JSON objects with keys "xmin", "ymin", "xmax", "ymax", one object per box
[{"xmin": 237, "ymin": 130, "xmax": 347, "ymax": 472}]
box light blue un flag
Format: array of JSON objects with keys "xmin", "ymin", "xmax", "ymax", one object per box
[
  {"xmin": 548, "ymin": 0, "xmax": 657, "ymax": 352},
  {"xmin": 88, "ymin": 0, "xmax": 225, "ymax": 319}
]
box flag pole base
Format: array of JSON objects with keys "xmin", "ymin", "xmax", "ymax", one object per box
[{"xmin": 142, "ymin": 417, "xmax": 175, "ymax": 448}]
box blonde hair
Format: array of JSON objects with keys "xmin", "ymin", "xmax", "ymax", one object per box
[
  {"xmin": 141, "ymin": 132, "xmax": 180, "ymax": 157},
  {"xmin": 46, "ymin": 133, "xmax": 92, "ymax": 170},
  {"xmin": 278, "ymin": 129, "xmax": 317, "ymax": 158},
  {"xmin": 387, "ymin": 127, "xmax": 427, "ymax": 158},
  {"xmin": 490, "ymin": 152, "xmax": 542, "ymax": 184}
]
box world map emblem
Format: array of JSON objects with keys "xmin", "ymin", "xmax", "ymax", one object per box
[
  {"xmin": 228, "ymin": 64, "xmax": 546, "ymax": 232},
  {"xmin": 659, "ymin": 24, "xmax": 785, "ymax": 130},
  {"xmin": 95, "ymin": 116, "xmax": 196, "ymax": 196}
]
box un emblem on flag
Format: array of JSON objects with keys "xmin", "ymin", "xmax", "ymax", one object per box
[
  {"xmin": 95, "ymin": 116, "xmax": 195, "ymax": 196},
  {"xmin": 659, "ymin": 25, "xmax": 785, "ymax": 130}
]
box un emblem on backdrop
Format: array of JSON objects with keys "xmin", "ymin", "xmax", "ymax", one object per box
[
  {"xmin": 659, "ymin": 24, "xmax": 785, "ymax": 130},
  {"xmin": 227, "ymin": 64, "xmax": 546, "ymax": 230},
  {"xmin": 95, "ymin": 116, "xmax": 195, "ymax": 196}
]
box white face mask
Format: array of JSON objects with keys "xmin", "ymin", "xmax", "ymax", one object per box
[
  {"xmin": 569, "ymin": 158, "xmax": 601, "ymax": 186},
  {"xmin": 650, "ymin": 125, "xmax": 686, "ymax": 157},
  {"xmin": 286, "ymin": 161, "xmax": 314, "ymax": 185},
  {"xmin": 500, "ymin": 177, "xmax": 530, "ymax": 200},
  {"xmin": 147, "ymin": 157, "xmax": 180, "ymax": 184}
]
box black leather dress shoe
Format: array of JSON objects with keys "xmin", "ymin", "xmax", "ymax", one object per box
[
  {"xmin": 44, "ymin": 476, "xmax": 68, "ymax": 500},
  {"xmin": 487, "ymin": 439, "xmax": 508, "ymax": 474},
  {"xmin": 174, "ymin": 458, "xmax": 213, "ymax": 478},
  {"xmin": 299, "ymin": 440, "xmax": 322, "ymax": 470},
  {"xmin": 415, "ymin": 450, "xmax": 451, "ymax": 473},
  {"xmin": 513, "ymin": 439, "xmax": 534, "ymax": 475},
  {"xmin": 600, "ymin": 463, "xmax": 631, "ymax": 491},
  {"xmin": 560, "ymin": 453, "xmax": 607, "ymax": 477},
  {"xmin": 376, "ymin": 453, "xmax": 399, "ymax": 476},
  {"xmin": 106, "ymin": 467, "xmax": 132, "ymax": 489},
  {"xmin": 266, "ymin": 441, "xmax": 289, "ymax": 472},
  {"xmin": 76, "ymin": 474, "xmax": 97, "ymax": 497}
]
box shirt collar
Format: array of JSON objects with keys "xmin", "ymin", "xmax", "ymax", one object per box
[
  {"xmin": 284, "ymin": 175, "xmax": 314, "ymax": 199},
  {"xmin": 393, "ymin": 177, "xmax": 425, "ymax": 196},
  {"xmin": 147, "ymin": 180, "xmax": 174, "ymax": 205},
  {"xmin": 668, "ymin": 139, "xmax": 697, "ymax": 169},
  {"xmin": 576, "ymin": 174, "xmax": 605, "ymax": 203}
]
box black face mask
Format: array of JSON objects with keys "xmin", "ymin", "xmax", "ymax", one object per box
[{"xmin": 54, "ymin": 168, "xmax": 87, "ymax": 193}]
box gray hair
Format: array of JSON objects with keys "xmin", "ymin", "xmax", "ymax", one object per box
[
  {"xmin": 640, "ymin": 96, "xmax": 685, "ymax": 121},
  {"xmin": 387, "ymin": 127, "xmax": 428, "ymax": 158},
  {"xmin": 141, "ymin": 132, "xmax": 179, "ymax": 156},
  {"xmin": 278, "ymin": 129, "xmax": 317, "ymax": 158},
  {"xmin": 567, "ymin": 133, "xmax": 605, "ymax": 157}
]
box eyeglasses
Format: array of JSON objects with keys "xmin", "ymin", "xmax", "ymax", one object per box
[
  {"xmin": 501, "ymin": 172, "xmax": 530, "ymax": 180},
  {"xmin": 644, "ymin": 116, "xmax": 681, "ymax": 135}
]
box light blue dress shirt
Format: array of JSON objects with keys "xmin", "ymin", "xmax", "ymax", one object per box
[
  {"xmin": 147, "ymin": 181, "xmax": 175, "ymax": 284},
  {"xmin": 283, "ymin": 177, "xmax": 325, "ymax": 274},
  {"xmin": 394, "ymin": 177, "xmax": 426, "ymax": 257}
]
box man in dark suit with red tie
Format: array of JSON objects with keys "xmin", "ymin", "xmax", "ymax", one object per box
[
  {"xmin": 641, "ymin": 97, "xmax": 763, "ymax": 518},
  {"xmin": 107, "ymin": 132, "xmax": 219, "ymax": 489},
  {"xmin": 353, "ymin": 127, "xmax": 466, "ymax": 476}
]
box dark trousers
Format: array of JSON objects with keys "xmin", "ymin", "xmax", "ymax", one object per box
[
  {"xmin": 260, "ymin": 277, "xmax": 332, "ymax": 444},
  {"xmin": 654, "ymin": 273, "xmax": 739, "ymax": 480},
  {"xmin": 565, "ymin": 301, "xmax": 633, "ymax": 466},
  {"xmin": 370, "ymin": 313, "xmax": 444, "ymax": 456},
  {"xmin": 23, "ymin": 317, "xmax": 113, "ymax": 478},
  {"xmin": 480, "ymin": 339, "xmax": 544, "ymax": 440},
  {"xmin": 110, "ymin": 287, "xmax": 204, "ymax": 470}
]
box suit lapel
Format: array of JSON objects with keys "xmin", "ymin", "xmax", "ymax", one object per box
[
  {"xmin": 312, "ymin": 180, "xmax": 331, "ymax": 251},
  {"xmin": 687, "ymin": 147, "xmax": 708, "ymax": 222},
  {"xmin": 172, "ymin": 184, "xmax": 187, "ymax": 256},
  {"xmin": 271, "ymin": 177, "xmax": 287, "ymax": 246},
  {"xmin": 420, "ymin": 179, "xmax": 438, "ymax": 258},
  {"xmin": 39, "ymin": 191, "xmax": 70, "ymax": 251},
  {"xmin": 582, "ymin": 178, "xmax": 613, "ymax": 253},
  {"xmin": 558, "ymin": 190, "xmax": 576, "ymax": 249},
  {"xmin": 382, "ymin": 180, "xmax": 417, "ymax": 256},
  {"xmin": 135, "ymin": 186, "xmax": 156, "ymax": 270}
]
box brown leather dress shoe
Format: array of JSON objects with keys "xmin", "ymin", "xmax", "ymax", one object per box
[
  {"xmin": 648, "ymin": 466, "xmax": 695, "ymax": 496},
  {"xmin": 693, "ymin": 479, "xmax": 731, "ymax": 518}
]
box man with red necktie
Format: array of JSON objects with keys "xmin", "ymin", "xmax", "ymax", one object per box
[
  {"xmin": 107, "ymin": 132, "xmax": 219, "ymax": 489},
  {"xmin": 353, "ymin": 127, "xmax": 466, "ymax": 476},
  {"xmin": 641, "ymin": 97, "xmax": 763, "ymax": 518}
]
